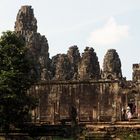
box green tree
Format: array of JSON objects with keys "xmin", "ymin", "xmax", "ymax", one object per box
[{"xmin": 0, "ymin": 31, "xmax": 37, "ymax": 130}]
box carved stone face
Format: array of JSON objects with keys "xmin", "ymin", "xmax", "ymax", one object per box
[
  {"xmin": 103, "ymin": 49, "xmax": 122, "ymax": 79},
  {"xmin": 78, "ymin": 47, "xmax": 100, "ymax": 79},
  {"xmin": 15, "ymin": 6, "xmax": 37, "ymax": 33}
]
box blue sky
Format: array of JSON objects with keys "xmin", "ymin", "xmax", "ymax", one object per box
[{"xmin": 0, "ymin": 0, "xmax": 140, "ymax": 80}]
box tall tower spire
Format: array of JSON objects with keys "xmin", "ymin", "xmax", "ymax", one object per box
[{"xmin": 14, "ymin": 6, "xmax": 50, "ymax": 81}]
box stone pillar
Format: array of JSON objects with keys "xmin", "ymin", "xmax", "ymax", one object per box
[{"xmin": 111, "ymin": 82, "xmax": 119, "ymax": 123}]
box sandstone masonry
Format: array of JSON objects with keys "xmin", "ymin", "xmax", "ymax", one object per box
[{"xmin": 14, "ymin": 6, "xmax": 140, "ymax": 123}]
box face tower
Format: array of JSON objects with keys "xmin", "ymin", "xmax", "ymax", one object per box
[
  {"xmin": 15, "ymin": 6, "xmax": 50, "ymax": 81},
  {"xmin": 102, "ymin": 49, "xmax": 122, "ymax": 80}
]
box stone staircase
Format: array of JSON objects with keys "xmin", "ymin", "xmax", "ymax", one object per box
[{"xmin": 85, "ymin": 133, "xmax": 112, "ymax": 140}]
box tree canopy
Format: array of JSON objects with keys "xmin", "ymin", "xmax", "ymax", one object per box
[{"xmin": 0, "ymin": 31, "xmax": 37, "ymax": 130}]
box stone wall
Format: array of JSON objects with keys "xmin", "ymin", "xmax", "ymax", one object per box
[{"xmin": 30, "ymin": 80, "xmax": 121, "ymax": 123}]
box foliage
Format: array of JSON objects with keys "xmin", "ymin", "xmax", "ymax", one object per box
[{"xmin": 0, "ymin": 31, "xmax": 38, "ymax": 129}]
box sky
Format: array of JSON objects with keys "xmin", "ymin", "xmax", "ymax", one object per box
[{"xmin": 0, "ymin": 0, "xmax": 140, "ymax": 80}]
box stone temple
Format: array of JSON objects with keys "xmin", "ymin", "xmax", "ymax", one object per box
[{"xmin": 14, "ymin": 6, "xmax": 140, "ymax": 123}]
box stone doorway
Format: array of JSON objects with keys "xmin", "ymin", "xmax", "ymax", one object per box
[{"xmin": 128, "ymin": 102, "xmax": 136, "ymax": 117}]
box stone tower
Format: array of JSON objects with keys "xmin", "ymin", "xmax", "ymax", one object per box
[
  {"xmin": 78, "ymin": 47, "xmax": 100, "ymax": 80},
  {"xmin": 50, "ymin": 46, "xmax": 80, "ymax": 80},
  {"xmin": 67, "ymin": 46, "xmax": 81, "ymax": 79},
  {"xmin": 52, "ymin": 54, "xmax": 72, "ymax": 80},
  {"xmin": 102, "ymin": 49, "xmax": 122, "ymax": 80},
  {"xmin": 133, "ymin": 64, "xmax": 140, "ymax": 82},
  {"xmin": 15, "ymin": 5, "xmax": 50, "ymax": 81}
]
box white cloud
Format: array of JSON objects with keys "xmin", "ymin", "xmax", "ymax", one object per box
[{"xmin": 87, "ymin": 17, "xmax": 129, "ymax": 46}]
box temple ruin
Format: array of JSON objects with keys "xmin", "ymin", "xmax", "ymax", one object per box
[{"xmin": 14, "ymin": 5, "xmax": 140, "ymax": 123}]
